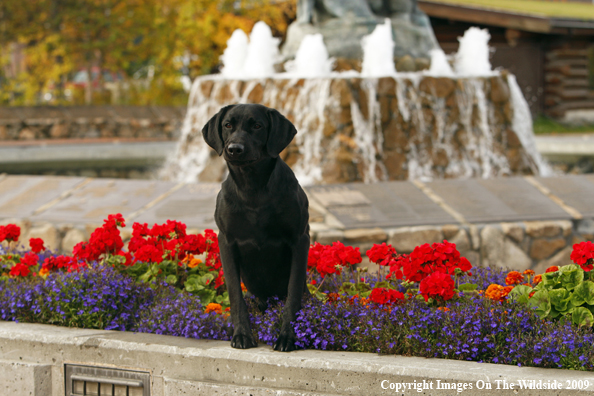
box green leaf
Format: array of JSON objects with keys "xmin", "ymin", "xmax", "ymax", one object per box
[
  {"xmin": 572, "ymin": 307, "xmax": 594, "ymax": 327},
  {"xmin": 541, "ymin": 271, "xmax": 561, "ymax": 289},
  {"xmin": 571, "ymin": 281, "xmax": 594, "ymax": 306},
  {"xmin": 560, "ymin": 265, "xmax": 584, "ymax": 291},
  {"xmin": 458, "ymin": 283, "xmax": 478, "ymax": 291},
  {"xmin": 374, "ymin": 281, "xmax": 390, "ymax": 289},
  {"xmin": 340, "ymin": 282, "xmax": 358, "ymax": 296},
  {"xmin": 528, "ymin": 289, "xmax": 551, "ymax": 318},
  {"xmin": 549, "ymin": 288, "xmax": 572, "ymax": 312},
  {"xmin": 355, "ymin": 283, "xmax": 371, "ymax": 292},
  {"xmin": 165, "ymin": 275, "xmax": 178, "ymax": 285},
  {"xmin": 508, "ymin": 285, "xmax": 532, "ymax": 304},
  {"xmin": 307, "ymin": 284, "xmax": 318, "ymax": 295}
]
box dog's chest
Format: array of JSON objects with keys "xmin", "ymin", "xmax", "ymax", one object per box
[{"xmin": 220, "ymin": 203, "xmax": 289, "ymax": 241}]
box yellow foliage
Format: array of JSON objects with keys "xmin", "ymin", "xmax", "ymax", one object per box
[{"xmin": 0, "ymin": 0, "xmax": 296, "ymax": 106}]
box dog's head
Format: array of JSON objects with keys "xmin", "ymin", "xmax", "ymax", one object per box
[{"xmin": 202, "ymin": 104, "xmax": 297, "ymax": 166}]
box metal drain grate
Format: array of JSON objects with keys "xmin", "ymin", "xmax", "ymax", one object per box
[{"xmin": 65, "ymin": 364, "xmax": 150, "ymax": 396}]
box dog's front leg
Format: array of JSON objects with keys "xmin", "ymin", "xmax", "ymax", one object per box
[
  {"xmin": 274, "ymin": 233, "xmax": 309, "ymax": 352},
  {"xmin": 219, "ymin": 237, "xmax": 258, "ymax": 349}
]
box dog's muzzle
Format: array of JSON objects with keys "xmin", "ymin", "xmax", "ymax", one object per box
[{"xmin": 226, "ymin": 143, "xmax": 245, "ymax": 157}]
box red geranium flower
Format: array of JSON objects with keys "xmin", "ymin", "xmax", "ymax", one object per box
[
  {"xmin": 570, "ymin": 241, "xmax": 594, "ymax": 272},
  {"xmin": 0, "ymin": 224, "xmax": 20, "ymax": 243},
  {"xmin": 369, "ymin": 287, "xmax": 405, "ymax": 305},
  {"xmin": 29, "ymin": 238, "xmax": 45, "ymax": 253},
  {"xmin": 419, "ymin": 271, "xmax": 455, "ymax": 302},
  {"xmin": 9, "ymin": 262, "xmax": 30, "ymax": 277},
  {"xmin": 21, "ymin": 252, "xmax": 39, "ymax": 267}
]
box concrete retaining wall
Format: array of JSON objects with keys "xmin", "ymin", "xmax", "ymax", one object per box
[{"xmin": 0, "ymin": 321, "xmax": 593, "ymax": 396}]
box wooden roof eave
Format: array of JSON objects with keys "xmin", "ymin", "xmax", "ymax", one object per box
[{"xmin": 418, "ymin": 0, "xmax": 553, "ymax": 33}]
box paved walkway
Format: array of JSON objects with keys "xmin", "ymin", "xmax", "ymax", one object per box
[{"xmin": 0, "ymin": 173, "xmax": 590, "ymax": 231}]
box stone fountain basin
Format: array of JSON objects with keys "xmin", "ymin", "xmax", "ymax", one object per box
[
  {"xmin": 167, "ymin": 73, "xmax": 544, "ymax": 185},
  {"xmin": 0, "ymin": 321, "xmax": 592, "ymax": 395}
]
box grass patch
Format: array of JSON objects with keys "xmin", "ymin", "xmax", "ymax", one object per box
[
  {"xmin": 533, "ymin": 116, "xmax": 594, "ymax": 135},
  {"xmin": 426, "ymin": 0, "xmax": 594, "ymax": 20}
]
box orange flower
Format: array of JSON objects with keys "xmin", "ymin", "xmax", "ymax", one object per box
[
  {"xmin": 505, "ymin": 271, "xmax": 524, "ymax": 285},
  {"xmin": 437, "ymin": 307, "xmax": 450, "ymax": 312},
  {"xmin": 181, "ymin": 254, "xmax": 202, "ymax": 268},
  {"xmin": 188, "ymin": 258, "xmax": 202, "ymax": 268},
  {"xmin": 501, "ymin": 286, "xmax": 514, "ymax": 299},
  {"xmin": 533, "ymin": 274, "xmax": 542, "ymax": 285},
  {"xmin": 545, "ymin": 266, "xmax": 559, "ymax": 273},
  {"xmin": 485, "ymin": 284, "xmax": 504, "ymax": 301},
  {"xmin": 241, "ymin": 282, "xmax": 247, "ymax": 292},
  {"xmin": 522, "ymin": 269, "xmax": 535, "ymax": 276},
  {"xmin": 204, "ymin": 303, "xmax": 223, "ymax": 315},
  {"xmin": 38, "ymin": 267, "xmax": 50, "ymax": 277}
]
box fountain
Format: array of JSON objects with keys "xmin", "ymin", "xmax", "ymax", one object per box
[{"xmin": 161, "ymin": 7, "xmax": 549, "ymax": 185}]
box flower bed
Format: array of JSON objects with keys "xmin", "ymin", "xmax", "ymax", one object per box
[{"xmin": 1, "ymin": 215, "xmax": 593, "ymax": 371}]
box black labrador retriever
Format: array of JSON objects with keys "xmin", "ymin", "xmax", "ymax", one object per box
[{"xmin": 202, "ymin": 103, "xmax": 310, "ymax": 352}]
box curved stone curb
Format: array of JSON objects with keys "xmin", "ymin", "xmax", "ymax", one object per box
[{"xmin": 0, "ymin": 321, "xmax": 593, "ymax": 395}]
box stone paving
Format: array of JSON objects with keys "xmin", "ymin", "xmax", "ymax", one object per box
[{"xmin": 1, "ymin": 174, "xmax": 593, "ymax": 272}]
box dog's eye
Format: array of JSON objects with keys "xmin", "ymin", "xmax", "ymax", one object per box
[
  {"xmin": 224, "ymin": 123, "xmax": 232, "ymax": 129},
  {"xmin": 253, "ymin": 123, "xmax": 261, "ymax": 129}
]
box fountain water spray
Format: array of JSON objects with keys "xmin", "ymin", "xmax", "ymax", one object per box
[
  {"xmin": 426, "ymin": 49, "xmax": 454, "ymax": 77},
  {"xmin": 220, "ymin": 29, "xmax": 249, "ymax": 79},
  {"xmin": 284, "ymin": 34, "xmax": 333, "ymax": 78},
  {"xmin": 361, "ymin": 19, "xmax": 396, "ymax": 77},
  {"xmin": 455, "ymin": 27, "xmax": 493, "ymax": 76},
  {"xmin": 242, "ymin": 21, "xmax": 280, "ymax": 79}
]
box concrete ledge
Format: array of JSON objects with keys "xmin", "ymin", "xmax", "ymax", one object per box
[
  {"xmin": 0, "ymin": 321, "xmax": 593, "ymax": 396},
  {"xmin": 0, "ymin": 139, "xmax": 177, "ymax": 172}
]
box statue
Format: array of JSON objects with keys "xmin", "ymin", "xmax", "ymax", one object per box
[{"xmin": 283, "ymin": 0, "xmax": 437, "ymax": 61}]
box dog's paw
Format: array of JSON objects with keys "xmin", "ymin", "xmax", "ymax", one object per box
[
  {"xmin": 273, "ymin": 330, "xmax": 297, "ymax": 352},
  {"xmin": 231, "ymin": 333, "xmax": 257, "ymax": 349}
]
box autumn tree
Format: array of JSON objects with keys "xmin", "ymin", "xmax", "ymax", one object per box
[{"xmin": 0, "ymin": 0, "xmax": 296, "ymax": 106}]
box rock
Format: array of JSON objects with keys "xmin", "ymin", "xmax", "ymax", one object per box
[
  {"xmin": 26, "ymin": 223, "xmax": 60, "ymax": 252},
  {"xmin": 524, "ymin": 221, "xmax": 562, "ymax": 238},
  {"xmin": 247, "ymin": 83, "xmax": 264, "ymax": 103},
  {"xmin": 489, "ymin": 76, "xmax": 510, "ymax": 103},
  {"xmin": 389, "ymin": 226, "xmax": 443, "ymax": 253},
  {"xmin": 200, "ymin": 80, "xmax": 214, "ymax": 97},
  {"xmin": 533, "ymin": 246, "xmax": 572, "ymax": 274},
  {"xmin": 396, "ymin": 55, "xmax": 416, "ymax": 72},
  {"xmin": 377, "ymin": 77, "xmax": 396, "ymax": 96},
  {"xmin": 383, "ymin": 151, "xmax": 407, "ymax": 180},
  {"xmin": 501, "ymin": 222, "xmax": 524, "ymax": 243},
  {"xmin": 344, "ymin": 228, "xmax": 387, "ymax": 243},
  {"xmin": 19, "ymin": 127, "xmax": 37, "ymax": 140},
  {"xmin": 61, "ymin": 228, "xmax": 87, "ymax": 254},
  {"xmin": 331, "ymin": 79, "xmax": 353, "ymax": 108},
  {"xmin": 442, "ymin": 225, "xmax": 460, "ymax": 240},
  {"xmin": 449, "ymin": 229, "xmax": 470, "ymax": 252},
  {"xmin": 315, "ymin": 230, "xmax": 344, "ymax": 245},
  {"xmin": 216, "ymin": 84, "xmax": 234, "ymax": 103},
  {"xmin": 480, "ymin": 226, "xmax": 505, "ymax": 268},
  {"xmin": 503, "ymin": 239, "xmax": 532, "ymax": 271},
  {"xmin": 419, "ymin": 77, "xmax": 455, "ymax": 98},
  {"xmin": 415, "ymin": 57, "xmax": 431, "ymax": 71},
  {"xmin": 480, "ymin": 225, "xmax": 532, "ymax": 269},
  {"xmin": 530, "ymin": 238, "xmax": 566, "ymax": 260},
  {"xmin": 49, "ymin": 123, "xmax": 69, "ymax": 139},
  {"xmin": 469, "ymin": 225, "xmax": 480, "ymax": 250}
]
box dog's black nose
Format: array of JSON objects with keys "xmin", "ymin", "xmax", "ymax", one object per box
[{"xmin": 227, "ymin": 143, "xmax": 244, "ymax": 156}]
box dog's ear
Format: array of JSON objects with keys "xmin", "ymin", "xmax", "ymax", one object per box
[
  {"xmin": 202, "ymin": 105, "xmax": 236, "ymax": 156},
  {"xmin": 266, "ymin": 108, "xmax": 297, "ymax": 158}
]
